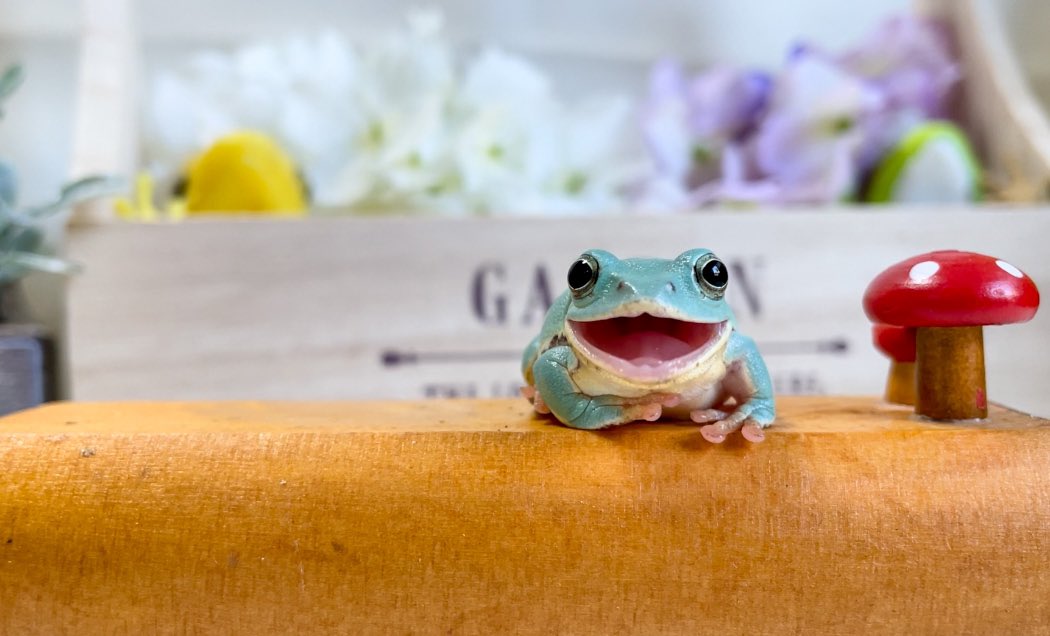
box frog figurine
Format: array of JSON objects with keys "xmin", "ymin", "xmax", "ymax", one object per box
[{"xmin": 521, "ymin": 249, "xmax": 775, "ymax": 443}]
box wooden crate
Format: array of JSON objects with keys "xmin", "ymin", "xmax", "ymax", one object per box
[{"xmin": 67, "ymin": 210, "xmax": 1050, "ymax": 416}]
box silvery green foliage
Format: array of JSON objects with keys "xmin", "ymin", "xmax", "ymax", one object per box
[
  {"xmin": 0, "ymin": 65, "xmax": 22, "ymax": 208},
  {"xmin": 0, "ymin": 64, "xmax": 125, "ymax": 285},
  {"xmin": 0, "ymin": 162, "xmax": 16, "ymax": 209},
  {"xmin": 0, "ymin": 175, "xmax": 125, "ymax": 286},
  {"xmin": 0, "ymin": 64, "xmax": 24, "ymax": 116}
]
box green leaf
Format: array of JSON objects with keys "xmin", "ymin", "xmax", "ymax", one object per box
[
  {"xmin": 1, "ymin": 251, "xmax": 80, "ymax": 275},
  {"xmin": 0, "ymin": 64, "xmax": 24, "ymax": 103},
  {"xmin": 0, "ymin": 174, "xmax": 120, "ymax": 284},
  {"xmin": 0, "ymin": 224, "xmax": 43, "ymax": 253},
  {"xmin": 0, "ymin": 162, "xmax": 17, "ymax": 207},
  {"xmin": 60, "ymin": 174, "xmax": 126, "ymax": 200},
  {"xmin": 22, "ymin": 175, "xmax": 127, "ymax": 219}
]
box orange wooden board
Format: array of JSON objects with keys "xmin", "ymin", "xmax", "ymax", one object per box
[{"xmin": 1, "ymin": 396, "xmax": 1048, "ymax": 634}]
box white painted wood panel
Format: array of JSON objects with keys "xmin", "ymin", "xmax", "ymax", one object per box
[{"xmin": 67, "ymin": 210, "xmax": 1050, "ymax": 417}]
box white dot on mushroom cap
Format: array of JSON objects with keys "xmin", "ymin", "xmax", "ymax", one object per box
[
  {"xmin": 996, "ymin": 260, "xmax": 1024, "ymax": 278},
  {"xmin": 909, "ymin": 261, "xmax": 940, "ymax": 283}
]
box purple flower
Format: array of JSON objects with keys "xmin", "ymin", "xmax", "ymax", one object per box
[
  {"xmin": 760, "ymin": 54, "xmax": 881, "ymax": 172},
  {"xmin": 685, "ymin": 66, "xmax": 771, "ymax": 142},
  {"xmin": 696, "ymin": 138, "xmax": 858, "ymax": 205},
  {"xmin": 703, "ymin": 51, "xmax": 882, "ymax": 204},
  {"xmin": 641, "ymin": 60, "xmax": 771, "ymax": 187},
  {"xmin": 837, "ymin": 16, "xmax": 959, "ymax": 117},
  {"xmin": 639, "ymin": 14, "xmax": 966, "ymax": 208}
]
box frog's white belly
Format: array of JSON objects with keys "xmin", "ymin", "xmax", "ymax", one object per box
[{"xmin": 570, "ymin": 343, "xmax": 730, "ymax": 419}]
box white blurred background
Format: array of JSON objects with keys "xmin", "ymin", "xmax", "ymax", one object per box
[{"xmin": 0, "ymin": 0, "xmax": 914, "ymax": 201}]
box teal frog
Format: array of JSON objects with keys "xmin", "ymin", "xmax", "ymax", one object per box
[{"xmin": 522, "ymin": 249, "xmax": 775, "ymax": 443}]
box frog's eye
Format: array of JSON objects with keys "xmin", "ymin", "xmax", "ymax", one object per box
[
  {"xmin": 694, "ymin": 254, "xmax": 728, "ymax": 298},
  {"xmin": 568, "ymin": 254, "xmax": 600, "ymax": 296}
]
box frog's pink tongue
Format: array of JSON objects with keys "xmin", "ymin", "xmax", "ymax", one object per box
[
  {"xmin": 570, "ymin": 315, "xmax": 725, "ymax": 380},
  {"xmin": 615, "ymin": 330, "xmax": 696, "ymax": 366}
]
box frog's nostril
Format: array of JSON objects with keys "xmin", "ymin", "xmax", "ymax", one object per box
[
  {"xmin": 665, "ymin": 281, "xmax": 676, "ymax": 293},
  {"xmin": 616, "ymin": 280, "xmax": 636, "ymax": 294}
]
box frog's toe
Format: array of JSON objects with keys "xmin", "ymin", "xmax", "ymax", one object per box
[
  {"xmin": 741, "ymin": 420, "xmax": 766, "ymax": 443},
  {"xmin": 639, "ymin": 403, "xmax": 663, "ymax": 421},
  {"xmin": 628, "ymin": 402, "xmax": 663, "ymax": 422},
  {"xmin": 534, "ymin": 392, "xmax": 551, "ymax": 415},
  {"xmin": 690, "ymin": 408, "xmax": 729, "ymax": 424},
  {"xmin": 699, "ymin": 409, "xmax": 751, "ymax": 443},
  {"xmin": 700, "ymin": 423, "xmax": 729, "ymax": 444},
  {"xmin": 700, "ymin": 414, "xmax": 767, "ymax": 444},
  {"xmin": 521, "ymin": 385, "xmax": 551, "ymax": 414}
]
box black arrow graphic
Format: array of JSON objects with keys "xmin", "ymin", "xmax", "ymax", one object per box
[
  {"xmin": 380, "ymin": 337, "xmax": 850, "ymax": 368},
  {"xmin": 380, "ymin": 349, "xmax": 523, "ymax": 367},
  {"xmin": 757, "ymin": 337, "xmax": 850, "ymax": 355}
]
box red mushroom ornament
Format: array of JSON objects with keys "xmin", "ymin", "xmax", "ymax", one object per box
[
  {"xmin": 864, "ymin": 251, "xmax": 1039, "ymax": 420},
  {"xmin": 872, "ymin": 324, "xmax": 916, "ymax": 406}
]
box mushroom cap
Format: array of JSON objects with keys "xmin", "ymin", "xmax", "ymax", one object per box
[
  {"xmin": 872, "ymin": 324, "xmax": 916, "ymax": 362},
  {"xmin": 864, "ymin": 250, "xmax": 1040, "ymax": 327}
]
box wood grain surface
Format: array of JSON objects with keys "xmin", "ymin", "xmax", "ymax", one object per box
[{"xmin": 1, "ymin": 396, "xmax": 1049, "ymax": 634}]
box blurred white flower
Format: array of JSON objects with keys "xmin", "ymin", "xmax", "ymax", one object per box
[
  {"xmin": 147, "ymin": 31, "xmax": 361, "ymax": 190},
  {"xmin": 146, "ymin": 12, "xmax": 635, "ymax": 216}
]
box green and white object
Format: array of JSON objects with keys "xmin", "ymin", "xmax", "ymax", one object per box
[{"xmin": 866, "ymin": 121, "xmax": 982, "ymax": 204}]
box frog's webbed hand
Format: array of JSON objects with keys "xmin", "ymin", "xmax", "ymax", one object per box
[
  {"xmin": 532, "ymin": 346, "xmax": 678, "ymax": 430},
  {"xmin": 690, "ymin": 334, "xmax": 775, "ymax": 444},
  {"xmin": 691, "ymin": 401, "xmax": 774, "ymax": 443}
]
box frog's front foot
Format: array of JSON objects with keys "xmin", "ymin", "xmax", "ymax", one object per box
[
  {"xmin": 559, "ymin": 392, "xmax": 680, "ymax": 429},
  {"xmin": 615, "ymin": 393, "xmax": 680, "ymax": 423},
  {"xmin": 690, "ymin": 401, "xmax": 774, "ymax": 444},
  {"xmin": 700, "ymin": 420, "xmax": 766, "ymax": 444}
]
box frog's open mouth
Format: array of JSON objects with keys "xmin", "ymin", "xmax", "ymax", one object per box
[{"xmin": 568, "ymin": 315, "xmax": 728, "ymax": 382}]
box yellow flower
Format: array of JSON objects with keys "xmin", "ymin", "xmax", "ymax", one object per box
[{"xmin": 184, "ymin": 131, "xmax": 307, "ymax": 215}]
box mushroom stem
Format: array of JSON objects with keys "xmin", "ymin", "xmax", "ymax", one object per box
[
  {"xmin": 915, "ymin": 326, "xmax": 987, "ymax": 420},
  {"xmin": 884, "ymin": 361, "xmax": 916, "ymax": 406}
]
